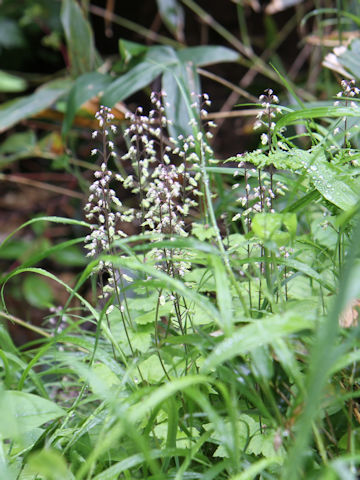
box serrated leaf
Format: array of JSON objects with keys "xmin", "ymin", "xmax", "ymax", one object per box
[
  {"xmin": 248, "ymin": 429, "xmax": 285, "ymax": 458},
  {"xmin": 192, "ymin": 223, "xmax": 217, "ymax": 241}
]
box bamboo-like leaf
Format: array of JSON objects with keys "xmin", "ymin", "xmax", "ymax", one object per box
[
  {"xmin": 61, "ymin": 0, "xmax": 99, "ymax": 76},
  {"xmin": 0, "ymin": 80, "xmax": 70, "ymax": 133},
  {"xmin": 62, "ymin": 72, "xmax": 112, "ymax": 136}
]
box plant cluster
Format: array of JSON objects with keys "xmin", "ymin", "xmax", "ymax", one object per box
[{"xmin": 2, "ymin": 1, "xmax": 360, "ymax": 479}]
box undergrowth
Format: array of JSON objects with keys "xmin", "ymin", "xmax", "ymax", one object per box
[
  {"xmin": 2, "ymin": 2, "xmax": 360, "ymax": 479},
  {"xmin": 1, "ymin": 77, "xmax": 360, "ymax": 479}
]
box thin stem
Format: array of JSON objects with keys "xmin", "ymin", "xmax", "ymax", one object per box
[{"xmin": 199, "ymin": 139, "xmax": 249, "ymax": 317}]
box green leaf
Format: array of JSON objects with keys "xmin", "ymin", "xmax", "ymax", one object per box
[
  {"xmin": 93, "ymin": 449, "xmax": 187, "ymax": 480},
  {"xmin": 252, "ymin": 213, "xmax": 283, "ymax": 241},
  {"xmin": 119, "ymin": 39, "xmax": 148, "ymax": 64},
  {"xmin": 139, "ymin": 354, "xmax": 167, "ymax": 383},
  {"xmin": 0, "ymin": 17, "xmax": 25, "ymax": 49},
  {"xmin": 156, "ymin": 0, "xmax": 184, "ymax": 37},
  {"xmin": 274, "ymin": 106, "xmax": 360, "ymax": 133},
  {"xmin": 228, "ymin": 458, "xmax": 282, "ymax": 480},
  {"xmin": 0, "ymin": 131, "xmax": 36, "ymax": 154},
  {"xmin": 0, "ymin": 390, "xmax": 65, "ymax": 440},
  {"xmin": 301, "ymin": 148, "xmax": 360, "ymax": 210},
  {"xmin": 27, "ymin": 449, "xmax": 73, "ymax": 480},
  {"xmin": 62, "ymin": 72, "xmax": 112, "ymax": 136},
  {"xmin": 211, "ymin": 255, "xmax": 233, "ymax": 335},
  {"xmin": 0, "ymin": 79, "xmax": 70, "ymax": 133},
  {"xmin": 177, "ymin": 45, "xmax": 239, "ymax": 65},
  {"xmin": 336, "ymin": 38, "xmax": 360, "ymax": 80},
  {"xmin": 23, "ymin": 274, "xmax": 54, "ymax": 309},
  {"xmin": 250, "ymin": 346, "xmax": 274, "ymax": 382},
  {"xmin": 102, "ymin": 46, "xmax": 177, "ymax": 106},
  {"xmin": 192, "ymin": 223, "xmax": 217, "ymax": 241},
  {"xmin": 0, "ymin": 70, "xmax": 27, "ymax": 92},
  {"xmin": 61, "ymin": 0, "xmax": 99, "ymax": 76},
  {"xmin": 200, "ymin": 312, "xmax": 313, "ymax": 373},
  {"xmin": 135, "ymin": 303, "xmax": 172, "ymax": 325},
  {"xmin": 90, "ymin": 363, "xmax": 122, "ymax": 396},
  {"xmin": 50, "ymin": 244, "xmax": 87, "ymax": 267}
]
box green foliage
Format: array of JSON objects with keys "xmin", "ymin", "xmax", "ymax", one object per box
[{"xmin": 2, "ymin": 1, "xmax": 360, "ymax": 479}]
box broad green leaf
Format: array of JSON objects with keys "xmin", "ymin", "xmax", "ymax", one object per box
[
  {"xmin": 102, "ymin": 60, "xmax": 165, "ymax": 106},
  {"xmin": 282, "ymin": 212, "xmax": 297, "ymax": 237},
  {"xmin": 252, "ymin": 212, "xmax": 297, "ymax": 245},
  {"xmin": 200, "ymin": 313, "xmax": 313, "ymax": 373},
  {"xmin": 156, "ymin": 0, "xmax": 184, "ymax": 38},
  {"xmin": 192, "ymin": 223, "xmax": 217, "ymax": 241},
  {"xmin": 139, "ymin": 354, "xmax": 167, "ymax": 383},
  {"xmin": 0, "ymin": 79, "xmax": 70, "ymax": 133},
  {"xmin": 61, "ymin": 0, "xmax": 99, "ymax": 76},
  {"xmin": 90, "ymin": 363, "xmax": 122, "ymax": 396},
  {"xmin": 0, "ymin": 390, "xmax": 65, "ymax": 439},
  {"xmin": 0, "ymin": 70, "xmax": 27, "ymax": 92},
  {"xmin": 27, "ymin": 449, "xmax": 73, "ymax": 480},
  {"xmin": 62, "ymin": 72, "xmax": 112, "ymax": 135},
  {"xmin": 11, "ymin": 427, "xmax": 43, "ymax": 456},
  {"xmin": 252, "ymin": 213, "xmax": 283, "ymax": 241},
  {"xmin": 23, "ymin": 274, "xmax": 54, "ymax": 308},
  {"xmin": 109, "ymin": 309, "xmax": 153, "ymax": 354},
  {"xmin": 50, "ymin": 244, "xmax": 87, "ymax": 267}
]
